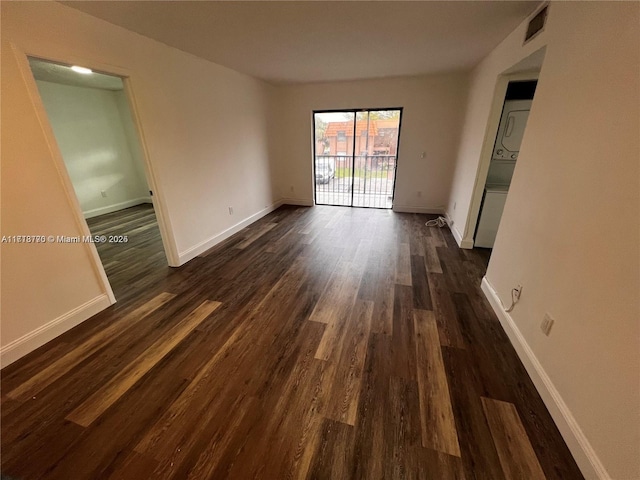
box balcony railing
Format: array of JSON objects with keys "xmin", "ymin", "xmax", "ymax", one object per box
[{"xmin": 314, "ymin": 155, "xmax": 396, "ymax": 208}]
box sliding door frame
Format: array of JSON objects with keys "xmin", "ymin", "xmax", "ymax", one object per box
[{"xmin": 312, "ymin": 107, "xmax": 404, "ymax": 210}]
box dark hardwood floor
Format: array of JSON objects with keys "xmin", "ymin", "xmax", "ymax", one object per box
[
  {"xmin": 1, "ymin": 205, "xmax": 584, "ymax": 480},
  {"xmin": 86, "ymin": 203, "xmax": 167, "ymax": 299}
]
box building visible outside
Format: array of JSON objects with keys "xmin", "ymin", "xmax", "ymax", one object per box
[{"xmin": 314, "ymin": 110, "xmax": 401, "ymax": 208}]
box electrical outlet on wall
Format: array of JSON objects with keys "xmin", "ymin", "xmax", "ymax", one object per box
[
  {"xmin": 513, "ymin": 284, "xmax": 523, "ymax": 301},
  {"xmin": 541, "ymin": 313, "xmax": 554, "ymax": 336},
  {"xmin": 101, "ymin": 190, "xmax": 107, "ymax": 198},
  {"xmin": 228, "ymin": 206, "xmax": 234, "ymax": 215},
  {"xmin": 453, "ymin": 202, "xmax": 457, "ymax": 210}
]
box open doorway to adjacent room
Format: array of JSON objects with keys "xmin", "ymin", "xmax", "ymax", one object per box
[
  {"xmin": 473, "ymin": 79, "xmax": 538, "ymax": 251},
  {"xmin": 313, "ymin": 109, "xmax": 402, "ymax": 209},
  {"xmin": 27, "ymin": 57, "xmax": 168, "ymax": 298},
  {"xmin": 462, "ymin": 47, "xmax": 546, "ymax": 254}
]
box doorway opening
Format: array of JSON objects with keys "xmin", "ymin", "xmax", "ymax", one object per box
[
  {"xmin": 474, "ymin": 80, "xmax": 537, "ymax": 250},
  {"xmin": 27, "ymin": 57, "xmax": 168, "ymax": 298},
  {"xmin": 313, "ymin": 109, "xmax": 402, "ymax": 209}
]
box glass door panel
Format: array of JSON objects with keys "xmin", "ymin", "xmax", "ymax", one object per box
[{"xmin": 314, "ymin": 109, "xmax": 401, "ymax": 209}]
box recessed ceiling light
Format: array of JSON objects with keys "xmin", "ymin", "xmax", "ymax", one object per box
[{"xmin": 71, "ymin": 66, "xmax": 92, "ymax": 74}]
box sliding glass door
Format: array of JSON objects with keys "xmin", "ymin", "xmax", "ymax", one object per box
[{"xmin": 313, "ymin": 109, "xmax": 402, "ymax": 209}]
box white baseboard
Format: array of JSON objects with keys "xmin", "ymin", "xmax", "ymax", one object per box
[
  {"xmin": 83, "ymin": 197, "xmax": 152, "ymax": 219},
  {"xmin": 279, "ymin": 197, "xmax": 314, "ymax": 207},
  {"xmin": 178, "ymin": 200, "xmax": 287, "ymax": 264},
  {"xmin": 448, "ymin": 219, "xmax": 473, "ymax": 249},
  {"xmin": 481, "ymin": 277, "xmax": 610, "ymax": 480},
  {"xmin": 442, "ymin": 211, "xmax": 474, "ymax": 249},
  {"xmin": 392, "ymin": 205, "xmax": 444, "ymax": 214},
  {"xmin": 0, "ymin": 294, "xmax": 112, "ymax": 368},
  {"xmin": 460, "ymin": 237, "xmax": 474, "ymax": 249},
  {"xmin": 449, "ymin": 216, "xmax": 463, "ymax": 245}
]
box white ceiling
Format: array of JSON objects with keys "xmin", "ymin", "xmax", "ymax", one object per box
[
  {"xmin": 63, "ymin": 1, "xmax": 540, "ymax": 85},
  {"xmin": 29, "ymin": 57, "xmax": 124, "ymax": 90}
]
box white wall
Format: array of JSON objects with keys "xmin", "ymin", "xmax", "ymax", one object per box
[
  {"xmin": 115, "ymin": 90, "xmax": 150, "ymax": 207},
  {"xmin": 1, "ymin": 32, "xmax": 112, "ymax": 365},
  {"xmin": 275, "ymin": 74, "xmax": 469, "ymax": 212},
  {"xmin": 35, "ymin": 80, "xmax": 150, "ymax": 218},
  {"xmin": 450, "ymin": 2, "xmax": 640, "ymax": 479},
  {"xmin": 1, "ymin": 1, "xmax": 278, "ymax": 364},
  {"xmin": 446, "ymin": 10, "xmax": 547, "ymax": 243},
  {"xmin": 3, "ymin": 6, "xmax": 638, "ymax": 478}
]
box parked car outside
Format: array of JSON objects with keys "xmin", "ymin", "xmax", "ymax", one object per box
[{"xmin": 315, "ymin": 157, "xmax": 335, "ymax": 184}]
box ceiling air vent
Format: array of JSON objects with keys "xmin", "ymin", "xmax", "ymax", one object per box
[{"xmin": 524, "ymin": 5, "xmax": 548, "ymax": 44}]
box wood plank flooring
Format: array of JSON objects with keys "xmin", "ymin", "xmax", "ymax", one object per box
[
  {"xmin": 86, "ymin": 203, "xmax": 168, "ymax": 299},
  {"xmin": 1, "ymin": 205, "xmax": 584, "ymax": 479}
]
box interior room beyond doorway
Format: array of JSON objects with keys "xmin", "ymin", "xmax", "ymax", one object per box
[{"xmin": 28, "ymin": 57, "xmax": 167, "ymax": 297}]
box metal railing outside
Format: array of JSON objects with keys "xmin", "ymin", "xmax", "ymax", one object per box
[{"xmin": 314, "ymin": 155, "xmax": 396, "ymax": 209}]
